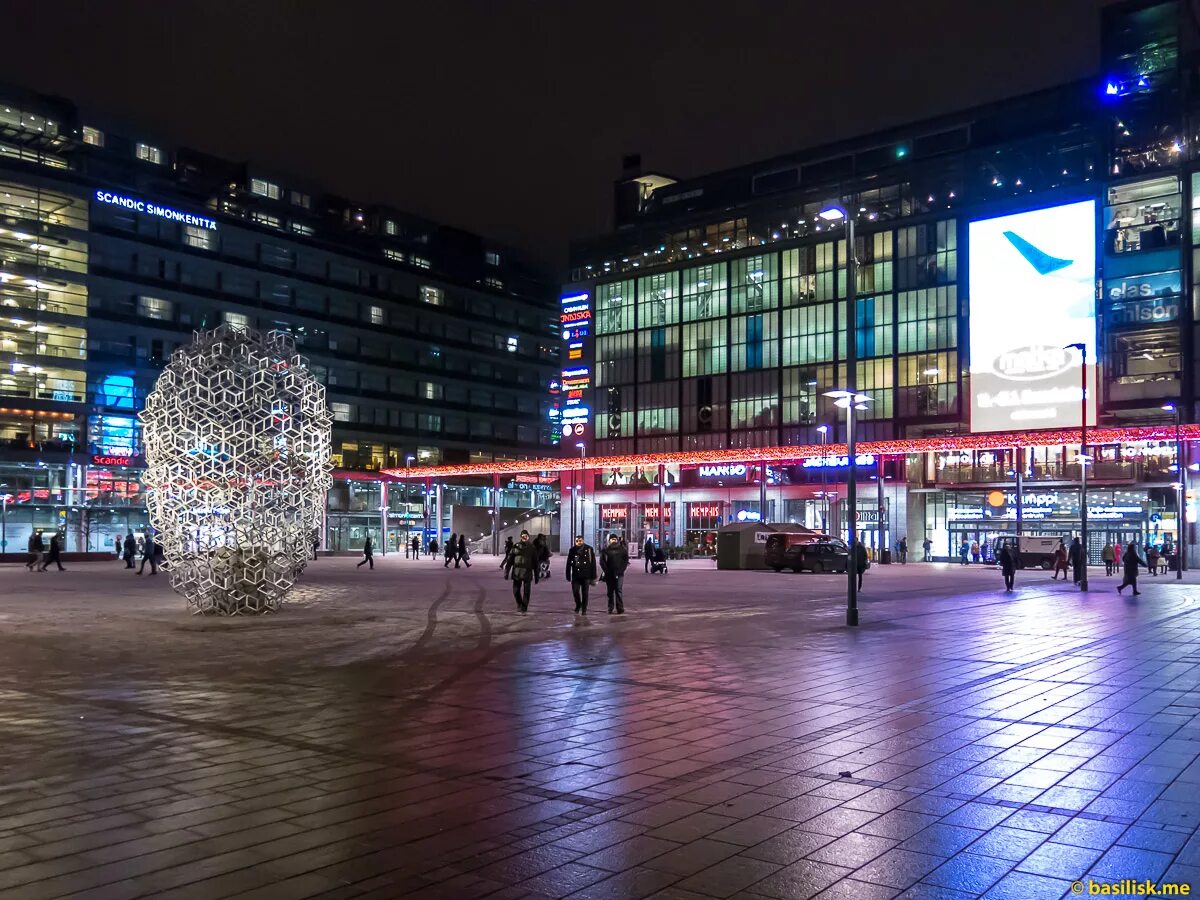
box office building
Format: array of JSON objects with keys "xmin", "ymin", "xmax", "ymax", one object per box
[{"xmin": 0, "ymin": 84, "xmax": 559, "ymax": 556}]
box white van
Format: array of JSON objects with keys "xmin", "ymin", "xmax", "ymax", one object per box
[{"xmin": 992, "ymin": 535, "xmax": 1060, "ymax": 570}]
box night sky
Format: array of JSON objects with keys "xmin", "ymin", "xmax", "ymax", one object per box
[{"xmin": 2, "ymin": 0, "xmax": 1109, "ymax": 272}]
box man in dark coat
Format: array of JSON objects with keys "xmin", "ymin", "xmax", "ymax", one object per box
[
  {"xmin": 26, "ymin": 531, "xmax": 43, "ymax": 571},
  {"xmin": 457, "ymin": 534, "xmax": 471, "ymax": 568},
  {"xmin": 854, "ymin": 540, "xmax": 869, "ymax": 591},
  {"xmin": 444, "ymin": 533, "xmax": 457, "ymax": 568},
  {"xmin": 998, "ymin": 544, "xmax": 1016, "ymax": 592},
  {"xmin": 1117, "ymin": 542, "xmax": 1143, "ymax": 595},
  {"xmin": 123, "ymin": 531, "xmax": 137, "ymax": 569},
  {"xmin": 644, "ymin": 536, "xmax": 655, "ymax": 573},
  {"xmin": 1067, "ymin": 536, "xmax": 1085, "ymax": 585},
  {"xmin": 506, "ymin": 530, "xmax": 537, "ymax": 612},
  {"xmin": 410, "ymin": 535, "xmax": 420, "ymax": 559},
  {"xmin": 565, "ymin": 534, "xmax": 597, "ymax": 614},
  {"xmin": 138, "ymin": 533, "xmax": 158, "ymax": 575},
  {"xmin": 501, "ymin": 536, "xmax": 515, "ymax": 579},
  {"xmin": 356, "ymin": 536, "xmax": 373, "ymax": 569},
  {"xmin": 599, "ymin": 533, "xmax": 629, "ymax": 614},
  {"xmin": 42, "ymin": 533, "xmax": 65, "ymax": 572}
]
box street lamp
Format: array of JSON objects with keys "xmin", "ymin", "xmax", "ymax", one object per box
[
  {"xmin": 1066, "ymin": 341, "xmax": 1089, "ymax": 591},
  {"xmin": 576, "ymin": 441, "xmax": 586, "ymax": 539},
  {"xmin": 1163, "ymin": 403, "xmax": 1185, "ymax": 580},
  {"xmin": 817, "ymin": 425, "xmax": 829, "ymax": 531},
  {"xmin": 0, "ymin": 483, "xmax": 9, "ymax": 554},
  {"xmin": 825, "ymin": 389, "xmax": 871, "ymax": 626}
]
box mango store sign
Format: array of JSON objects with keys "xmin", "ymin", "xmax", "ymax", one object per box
[{"xmin": 94, "ymin": 190, "xmax": 218, "ymax": 230}]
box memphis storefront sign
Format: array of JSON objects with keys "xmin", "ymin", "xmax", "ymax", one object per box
[{"xmin": 94, "ymin": 190, "xmax": 218, "ymax": 230}]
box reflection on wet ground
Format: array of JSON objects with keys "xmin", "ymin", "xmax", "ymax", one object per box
[{"xmin": 0, "ymin": 557, "xmax": 1197, "ymax": 898}]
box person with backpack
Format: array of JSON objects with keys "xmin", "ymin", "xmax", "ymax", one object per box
[
  {"xmin": 565, "ymin": 534, "xmax": 597, "ymax": 614},
  {"xmin": 599, "ymin": 533, "xmax": 629, "ymax": 614}
]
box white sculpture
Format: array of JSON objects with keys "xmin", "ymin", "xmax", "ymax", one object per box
[{"xmin": 140, "ymin": 325, "xmax": 333, "ymax": 614}]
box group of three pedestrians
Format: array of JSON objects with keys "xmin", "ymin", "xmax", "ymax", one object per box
[
  {"xmin": 501, "ymin": 530, "xmax": 628, "ymax": 615},
  {"xmin": 997, "ymin": 538, "xmax": 1146, "ymax": 595}
]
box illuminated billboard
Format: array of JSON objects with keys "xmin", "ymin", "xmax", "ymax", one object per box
[
  {"xmin": 968, "ymin": 200, "xmax": 1096, "ymax": 432},
  {"xmin": 557, "ymin": 291, "xmax": 592, "ymax": 448}
]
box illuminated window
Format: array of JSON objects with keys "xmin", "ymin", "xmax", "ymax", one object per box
[
  {"xmin": 137, "ymin": 296, "xmax": 174, "ymax": 321},
  {"xmin": 484, "ymin": 276, "xmax": 503, "ymax": 289},
  {"xmin": 250, "ymin": 178, "xmax": 281, "ymax": 200},
  {"xmin": 135, "ymin": 143, "xmax": 163, "ymax": 164},
  {"xmin": 384, "ymin": 220, "xmax": 398, "ymax": 236},
  {"xmin": 290, "ymin": 221, "xmax": 314, "ymax": 236},
  {"xmin": 183, "ymin": 225, "xmax": 214, "ymax": 250},
  {"xmin": 596, "ymin": 279, "xmax": 634, "ymax": 334},
  {"xmin": 223, "ymin": 311, "xmax": 251, "ymax": 330},
  {"xmin": 731, "ymin": 253, "xmax": 778, "ymax": 314},
  {"xmin": 384, "ymin": 248, "xmax": 406, "ymax": 263},
  {"xmin": 420, "ymin": 285, "xmax": 443, "ymax": 306},
  {"xmin": 368, "ymin": 305, "xmax": 384, "ymax": 325},
  {"xmin": 331, "ymin": 402, "xmax": 352, "ymax": 422},
  {"xmin": 637, "ymin": 271, "xmax": 677, "ymax": 327},
  {"xmin": 412, "ymin": 256, "xmax": 431, "ymax": 270},
  {"xmin": 82, "ymin": 126, "xmax": 104, "ymax": 147},
  {"xmin": 485, "ymin": 250, "xmax": 501, "ymax": 265},
  {"xmin": 681, "ymin": 263, "xmax": 726, "ymax": 321},
  {"xmin": 251, "ymin": 211, "xmax": 281, "ymax": 228},
  {"xmin": 289, "ymin": 190, "xmax": 310, "ymax": 209}
]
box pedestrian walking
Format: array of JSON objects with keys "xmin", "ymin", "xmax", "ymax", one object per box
[
  {"xmin": 506, "ymin": 530, "xmax": 537, "ymax": 612},
  {"xmin": 854, "ymin": 539, "xmax": 868, "ymax": 590},
  {"xmin": 923, "ymin": 536, "xmax": 933, "ymax": 562},
  {"xmin": 123, "ymin": 530, "xmax": 137, "ymax": 568},
  {"xmin": 42, "ymin": 533, "xmax": 65, "ymax": 572},
  {"xmin": 898, "ymin": 536, "xmax": 908, "ymax": 564},
  {"xmin": 311, "ymin": 532, "xmax": 320, "ymax": 561},
  {"xmin": 1117, "ymin": 541, "xmax": 1143, "ymax": 595},
  {"xmin": 429, "ymin": 537, "xmax": 438, "ymax": 558},
  {"xmin": 1146, "ymin": 545, "xmax": 1160, "ymax": 576},
  {"xmin": 644, "ymin": 536, "xmax": 655, "ymax": 573},
  {"xmin": 444, "ymin": 533, "xmax": 456, "ymax": 568},
  {"xmin": 998, "ymin": 544, "xmax": 1016, "ymax": 592},
  {"xmin": 25, "ymin": 531, "xmax": 44, "ymax": 571},
  {"xmin": 138, "ymin": 533, "xmax": 158, "ymax": 575},
  {"xmin": 501, "ymin": 536, "xmax": 514, "ymax": 579},
  {"xmin": 958, "ymin": 538, "xmax": 969, "ymax": 565},
  {"xmin": 411, "ymin": 536, "xmax": 420, "ymax": 559},
  {"xmin": 533, "ymin": 533, "xmax": 551, "ymax": 582},
  {"xmin": 600, "ymin": 533, "xmax": 628, "ymax": 614},
  {"xmin": 1068, "ymin": 536, "xmax": 1085, "ymax": 585},
  {"xmin": 1102, "ymin": 541, "xmax": 1115, "ymax": 576},
  {"xmin": 565, "ymin": 534, "xmax": 597, "ymax": 614},
  {"xmin": 970, "ymin": 540, "xmax": 980, "ymax": 564},
  {"xmin": 457, "ymin": 534, "xmax": 471, "ymax": 568},
  {"xmin": 1052, "ymin": 540, "xmax": 1068, "ymax": 580},
  {"xmin": 356, "ymin": 536, "xmax": 374, "ymax": 570}
]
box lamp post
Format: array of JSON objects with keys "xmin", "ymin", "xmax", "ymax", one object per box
[
  {"xmin": 576, "ymin": 441, "xmax": 586, "ymax": 540},
  {"xmin": 0, "ymin": 483, "xmax": 9, "ymax": 554},
  {"xmin": 817, "ymin": 425, "xmax": 829, "ymax": 531},
  {"xmin": 1066, "ymin": 341, "xmax": 1089, "ymax": 591},
  {"xmin": 405, "ymin": 455, "xmax": 414, "ymax": 551},
  {"xmin": 825, "ymin": 389, "xmax": 871, "ymax": 626},
  {"xmin": 1163, "ymin": 403, "xmax": 1185, "ymax": 580}
]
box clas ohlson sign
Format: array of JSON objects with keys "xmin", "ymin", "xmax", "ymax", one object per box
[{"xmin": 94, "ymin": 190, "xmax": 218, "ymax": 231}]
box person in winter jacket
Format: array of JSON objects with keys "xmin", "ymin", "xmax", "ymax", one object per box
[
  {"xmin": 532, "ymin": 533, "xmax": 551, "ymax": 582},
  {"xmin": 26, "ymin": 531, "xmax": 43, "ymax": 571},
  {"xmin": 506, "ymin": 530, "xmax": 537, "ymax": 612},
  {"xmin": 854, "ymin": 540, "xmax": 869, "ymax": 590},
  {"xmin": 599, "ymin": 533, "xmax": 629, "ymax": 614},
  {"xmin": 998, "ymin": 544, "xmax": 1016, "ymax": 592},
  {"xmin": 501, "ymin": 536, "xmax": 515, "ymax": 579},
  {"xmin": 1102, "ymin": 542, "xmax": 1115, "ymax": 576},
  {"xmin": 123, "ymin": 531, "xmax": 137, "ymax": 569},
  {"xmin": 1068, "ymin": 536, "xmax": 1085, "ymax": 585},
  {"xmin": 444, "ymin": 533, "xmax": 457, "ymax": 568},
  {"xmin": 1117, "ymin": 542, "xmax": 1143, "ymax": 595},
  {"xmin": 356, "ymin": 536, "xmax": 374, "ymax": 570},
  {"xmin": 1052, "ymin": 540, "xmax": 1069, "ymax": 580},
  {"xmin": 457, "ymin": 534, "xmax": 470, "ymax": 568},
  {"xmin": 42, "ymin": 533, "xmax": 65, "ymax": 572},
  {"xmin": 644, "ymin": 536, "xmax": 655, "ymax": 573},
  {"xmin": 565, "ymin": 535, "xmax": 598, "ymax": 613}
]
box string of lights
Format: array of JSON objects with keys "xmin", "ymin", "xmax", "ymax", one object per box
[{"xmin": 382, "ymin": 424, "xmax": 1200, "ymax": 480}]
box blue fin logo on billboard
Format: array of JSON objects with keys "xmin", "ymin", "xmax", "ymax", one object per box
[{"xmin": 1001, "ymin": 231, "xmax": 1072, "ymax": 275}]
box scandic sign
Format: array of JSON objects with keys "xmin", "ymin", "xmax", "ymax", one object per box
[{"xmin": 94, "ymin": 190, "xmax": 218, "ymax": 230}]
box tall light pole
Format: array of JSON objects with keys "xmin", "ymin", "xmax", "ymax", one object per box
[
  {"xmin": 576, "ymin": 441, "xmax": 586, "ymax": 539},
  {"xmin": 0, "ymin": 483, "xmax": 9, "ymax": 554},
  {"xmin": 405, "ymin": 455, "xmax": 414, "ymax": 550},
  {"xmin": 1163, "ymin": 403, "xmax": 1185, "ymax": 580},
  {"xmin": 820, "ymin": 199, "xmax": 864, "ymax": 625},
  {"xmin": 817, "ymin": 425, "xmax": 829, "ymax": 531},
  {"xmin": 1066, "ymin": 341, "xmax": 1089, "ymax": 591}
]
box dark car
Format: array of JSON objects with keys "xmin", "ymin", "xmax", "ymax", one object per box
[{"xmin": 765, "ymin": 533, "xmax": 849, "ymax": 573}]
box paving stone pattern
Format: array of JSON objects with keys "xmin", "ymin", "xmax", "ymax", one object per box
[{"xmin": 0, "ymin": 556, "xmax": 1198, "ymax": 898}]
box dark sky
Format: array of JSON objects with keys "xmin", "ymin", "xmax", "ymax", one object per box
[{"xmin": 2, "ymin": 0, "xmax": 1109, "ymax": 273}]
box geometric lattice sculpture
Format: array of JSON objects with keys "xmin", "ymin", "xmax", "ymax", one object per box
[{"xmin": 140, "ymin": 326, "xmax": 333, "ymax": 615}]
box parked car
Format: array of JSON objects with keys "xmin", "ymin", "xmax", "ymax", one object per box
[
  {"xmin": 765, "ymin": 533, "xmax": 849, "ymax": 573},
  {"xmin": 990, "ymin": 535, "xmax": 1060, "ymax": 570}
]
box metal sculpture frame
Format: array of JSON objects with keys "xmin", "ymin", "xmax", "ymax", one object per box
[{"xmin": 140, "ymin": 325, "xmax": 333, "ymax": 615}]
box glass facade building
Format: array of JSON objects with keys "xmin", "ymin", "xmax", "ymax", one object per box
[
  {"xmin": 0, "ymin": 84, "xmax": 559, "ymax": 557},
  {"xmin": 555, "ymin": 0, "xmax": 1200, "ymax": 560}
]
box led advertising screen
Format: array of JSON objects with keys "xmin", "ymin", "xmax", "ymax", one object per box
[{"xmin": 968, "ymin": 200, "xmax": 1096, "ymax": 433}]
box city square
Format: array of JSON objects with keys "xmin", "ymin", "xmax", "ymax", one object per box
[{"xmin": 0, "ymin": 557, "xmax": 1197, "ymax": 898}]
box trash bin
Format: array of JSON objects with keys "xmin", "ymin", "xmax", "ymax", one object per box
[{"xmin": 880, "ymin": 548, "xmax": 892, "ymax": 565}]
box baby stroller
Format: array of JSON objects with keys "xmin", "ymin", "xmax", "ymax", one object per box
[{"xmin": 649, "ymin": 547, "xmax": 669, "ymax": 575}]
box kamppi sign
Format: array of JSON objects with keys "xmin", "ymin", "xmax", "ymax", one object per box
[{"xmin": 94, "ymin": 190, "xmax": 218, "ymax": 231}]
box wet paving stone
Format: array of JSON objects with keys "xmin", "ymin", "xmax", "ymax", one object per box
[{"xmin": 0, "ymin": 557, "xmax": 1198, "ymax": 897}]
